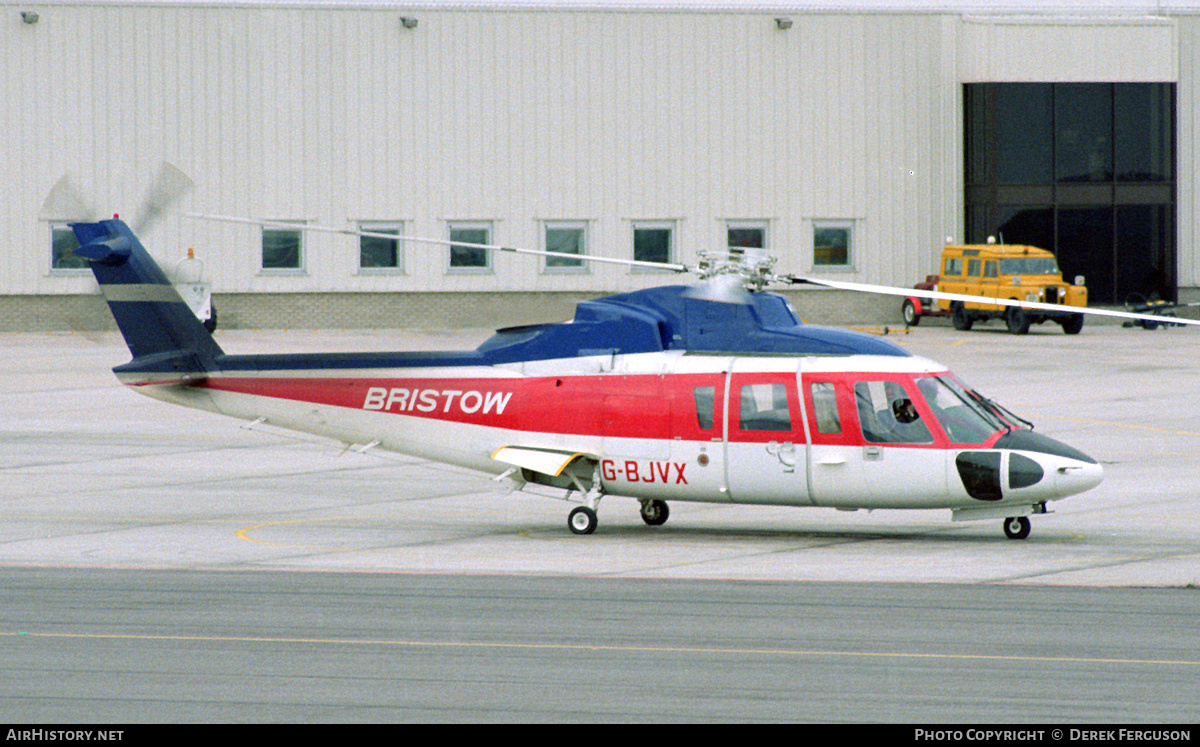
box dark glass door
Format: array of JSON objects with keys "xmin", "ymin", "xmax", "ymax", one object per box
[{"xmin": 965, "ymin": 83, "xmax": 1176, "ymax": 304}]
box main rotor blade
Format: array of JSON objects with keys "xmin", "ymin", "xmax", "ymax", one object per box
[
  {"xmin": 185, "ymin": 213, "xmax": 691, "ymax": 273},
  {"xmin": 790, "ymin": 275, "xmax": 1200, "ymax": 328}
]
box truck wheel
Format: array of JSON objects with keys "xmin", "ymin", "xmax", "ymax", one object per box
[
  {"xmin": 1061, "ymin": 314, "xmax": 1084, "ymax": 335},
  {"xmin": 902, "ymin": 299, "xmax": 920, "ymax": 327},
  {"xmin": 951, "ymin": 303, "xmax": 973, "ymax": 331},
  {"xmin": 1006, "ymin": 307, "xmax": 1030, "ymax": 335}
]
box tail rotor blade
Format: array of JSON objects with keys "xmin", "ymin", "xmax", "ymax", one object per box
[
  {"xmin": 39, "ymin": 173, "xmax": 96, "ymax": 222},
  {"xmin": 133, "ymin": 162, "xmax": 194, "ymax": 233}
]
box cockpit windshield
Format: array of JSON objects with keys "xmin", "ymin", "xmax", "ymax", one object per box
[{"xmin": 913, "ymin": 375, "xmax": 1009, "ymax": 444}]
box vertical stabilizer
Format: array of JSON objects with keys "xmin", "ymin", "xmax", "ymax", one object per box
[{"xmin": 73, "ymin": 218, "xmax": 223, "ymax": 376}]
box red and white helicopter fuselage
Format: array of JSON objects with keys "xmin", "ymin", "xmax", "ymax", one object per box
[{"xmin": 123, "ymin": 341, "xmax": 1102, "ymax": 539}]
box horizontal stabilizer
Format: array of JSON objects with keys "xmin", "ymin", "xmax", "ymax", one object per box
[{"xmin": 491, "ymin": 446, "xmax": 596, "ymax": 478}]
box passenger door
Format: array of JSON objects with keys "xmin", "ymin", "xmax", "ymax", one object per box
[
  {"xmin": 981, "ymin": 259, "xmax": 1003, "ymax": 311},
  {"xmin": 723, "ymin": 362, "xmax": 810, "ymax": 506}
]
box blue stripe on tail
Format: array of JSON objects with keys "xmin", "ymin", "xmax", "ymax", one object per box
[{"xmin": 73, "ymin": 219, "xmax": 223, "ymax": 375}]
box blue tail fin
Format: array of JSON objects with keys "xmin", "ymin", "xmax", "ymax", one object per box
[{"xmin": 73, "ymin": 218, "xmax": 223, "ymax": 376}]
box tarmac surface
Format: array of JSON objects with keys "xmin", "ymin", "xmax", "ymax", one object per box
[{"xmin": 2, "ymin": 318, "xmax": 1200, "ymax": 722}]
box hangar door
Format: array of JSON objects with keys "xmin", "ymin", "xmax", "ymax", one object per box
[{"xmin": 964, "ymin": 83, "xmax": 1176, "ymax": 305}]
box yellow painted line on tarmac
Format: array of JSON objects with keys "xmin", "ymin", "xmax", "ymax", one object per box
[
  {"xmin": 1052, "ymin": 416, "xmax": 1200, "ymax": 438},
  {"xmin": 894, "ymin": 337, "xmax": 970, "ymax": 348},
  {"xmin": 992, "ymin": 403, "xmax": 1200, "ymax": 438},
  {"xmin": 235, "ymin": 518, "xmax": 357, "ymax": 552},
  {"xmin": 3, "ymin": 630, "xmax": 1197, "ymax": 668}
]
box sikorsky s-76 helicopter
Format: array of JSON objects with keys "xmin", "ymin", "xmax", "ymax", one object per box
[{"xmin": 62, "ymin": 182, "xmax": 1200, "ymax": 540}]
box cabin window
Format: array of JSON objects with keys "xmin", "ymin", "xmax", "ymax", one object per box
[
  {"xmin": 358, "ymin": 221, "xmax": 404, "ymax": 273},
  {"xmin": 914, "ymin": 376, "xmax": 1001, "ymax": 445},
  {"xmin": 810, "ymin": 382, "xmax": 841, "ymax": 434},
  {"xmin": 693, "ymin": 386, "xmax": 715, "ymax": 430},
  {"xmin": 448, "ymin": 221, "xmax": 492, "ymax": 271},
  {"xmin": 943, "ymin": 257, "xmax": 963, "ymax": 277},
  {"xmin": 967, "ymin": 258, "xmax": 982, "ymax": 277},
  {"xmin": 854, "ymin": 381, "xmax": 933, "ymax": 444},
  {"xmin": 984, "ymin": 260, "xmax": 998, "ymax": 278},
  {"xmin": 739, "ymin": 383, "xmax": 791, "ymax": 432}
]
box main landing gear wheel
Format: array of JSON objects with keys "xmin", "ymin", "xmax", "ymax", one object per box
[
  {"xmin": 1003, "ymin": 516, "xmax": 1031, "ymax": 540},
  {"xmin": 568, "ymin": 506, "xmax": 598, "ymax": 535},
  {"xmin": 639, "ymin": 499, "xmax": 670, "ymax": 526}
]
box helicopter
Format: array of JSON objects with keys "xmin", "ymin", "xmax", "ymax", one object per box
[{"xmin": 56, "ymin": 169, "xmax": 1199, "ymax": 540}]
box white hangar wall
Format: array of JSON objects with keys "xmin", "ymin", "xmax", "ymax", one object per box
[
  {"xmin": 2, "ymin": 4, "xmax": 960, "ymax": 298},
  {"xmin": 0, "ymin": 2, "xmax": 1193, "ymax": 327},
  {"xmin": 1178, "ymin": 15, "xmax": 1200, "ymax": 295}
]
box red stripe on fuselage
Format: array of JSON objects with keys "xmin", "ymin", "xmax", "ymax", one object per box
[{"xmin": 199, "ymin": 374, "xmax": 693, "ymax": 440}]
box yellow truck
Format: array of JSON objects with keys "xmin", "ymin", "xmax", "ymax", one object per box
[{"xmin": 902, "ymin": 243, "xmax": 1087, "ymax": 334}]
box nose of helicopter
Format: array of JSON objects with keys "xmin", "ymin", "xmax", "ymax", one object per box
[
  {"xmin": 1054, "ymin": 457, "xmax": 1104, "ymax": 498},
  {"xmin": 993, "ymin": 428, "xmax": 1103, "ymax": 500}
]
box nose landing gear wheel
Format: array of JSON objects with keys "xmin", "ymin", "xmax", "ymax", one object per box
[
  {"xmin": 568, "ymin": 506, "xmax": 598, "ymax": 535},
  {"xmin": 639, "ymin": 499, "xmax": 669, "ymax": 526},
  {"xmin": 1003, "ymin": 516, "xmax": 1031, "ymax": 540}
]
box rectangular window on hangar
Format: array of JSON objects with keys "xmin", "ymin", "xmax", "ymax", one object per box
[
  {"xmin": 261, "ymin": 222, "xmax": 305, "ymax": 273},
  {"xmin": 631, "ymin": 220, "xmax": 676, "ymax": 270},
  {"xmin": 812, "ymin": 220, "xmax": 855, "ymax": 270},
  {"xmin": 446, "ymin": 221, "xmax": 494, "ymax": 273},
  {"xmin": 49, "ymin": 222, "xmax": 88, "ymax": 273},
  {"xmin": 357, "ymin": 221, "xmax": 405, "ymax": 274},
  {"xmin": 542, "ymin": 220, "xmax": 589, "ymax": 273},
  {"xmin": 726, "ymin": 220, "xmax": 768, "ymax": 256}
]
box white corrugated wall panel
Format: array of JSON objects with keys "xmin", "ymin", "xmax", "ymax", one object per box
[
  {"xmin": 4, "ymin": 5, "xmax": 956, "ymax": 296},
  {"xmin": 959, "ymin": 16, "xmax": 1177, "ymax": 83},
  {"xmin": 1177, "ymin": 16, "xmax": 1199, "ymax": 289}
]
